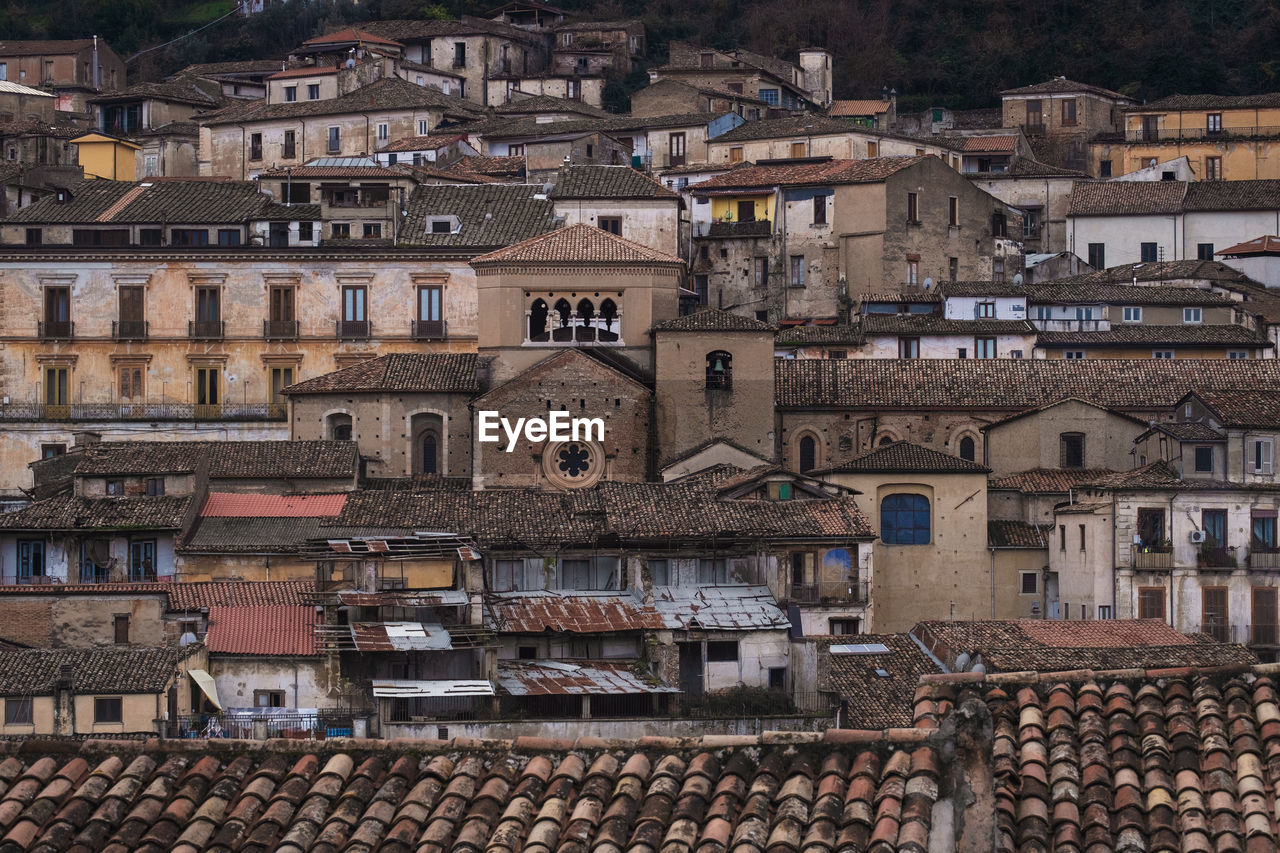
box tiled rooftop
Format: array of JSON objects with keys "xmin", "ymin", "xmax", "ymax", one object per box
[
  {"xmin": 651, "ymin": 308, "xmax": 773, "ymax": 333},
  {"xmin": 494, "ymin": 94, "xmax": 609, "ymax": 118},
  {"xmin": 1125, "ymin": 91, "xmax": 1280, "ymax": 111},
  {"xmin": 690, "ymin": 156, "xmax": 926, "ymax": 190},
  {"xmin": 774, "ymin": 358, "xmax": 1280, "ymax": 410},
  {"xmin": 0, "ymin": 495, "xmax": 192, "ymax": 531},
  {"xmin": 961, "ymin": 135, "xmax": 1017, "ymax": 152},
  {"xmin": 282, "ymin": 353, "xmax": 479, "ymax": 395},
  {"xmin": 0, "ymin": 646, "xmax": 183, "ymax": 695},
  {"xmin": 471, "ymin": 223, "xmax": 683, "ymax": 265},
  {"xmin": 988, "ymin": 468, "xmax": 1117, "ymax": 493},
  {"xmin": 487, "ymin": 592, "xmax": 663, "ymax": 633},
  {"xmin": 1035, "ymin": 323, "xmax": 1270, "ymax": 347},
  {"xmin": 1069, "ymin": 179, "xmax": 1280, "ymax": 216},
  {"xmin": 70, "ymin": 440, "xmax": 360, "ymax": 479},
  {"xmin": 0, "ymin": 731, "xmax": 942, "ymax": 853},
  {"xmin": 816, "ymin": 441, "xmax": 989, "ymax": 474},
  {"xmin": 1023, "ymin": 281, "xmax": 1238, "ymax": 306},
  {"xmin": 551, "ymin": 165, "xmax": 678, "ymax": 199},
  {"xmin": 201, "ymin": 77, "xmax": 483, "ymax": 127},
  {"xmin": 821, "ymin": 633, "xmax": 943, "ymax": 728},
  {"xmin": 827, "ymin": 99, "xmax": 891, "ymax": 116},
  {"xmin": 205, "ymin": 605, "xmax": 319, "ymax": 656},
  {"xmin": 1192, "ymin": 389, "xmax": 1280, "ymax": 428},
  {"xmin": 1218, "ymin": 235, "xmax": 1280, "ymax": 256},
  {"xmin": 1000, "ymin": 77, "xmax": 1128, "ymax": 99},
  {"xmin": 987, "ymin": 519, "xmax": 1048, "ymax": 548},
  {"xmin": 2, "ymin": 179, "xmax": 297, "ymax": 225},
  {"xmin": 397, "ymin": 184, "xmax": 558, "ymax": 249},
  {"xmin": 200, "ymin": 493, "xmax": 347, "ymax": 518}
]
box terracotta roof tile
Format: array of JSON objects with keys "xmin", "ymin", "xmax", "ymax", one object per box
[
  {"xmin": 283, "ymin": 352, "xmax": 479, "ymax": 395},
  {"xmin": 820, "ymin": 634, "xmax": 942, "ymax": 728},
  {"xmin": 0, "ymin": 495, "xmax": 191, "ymax": 531},
  {"xmin": 1218, "ymin": 235, "xmax": 1280, "ymax": 256},
  {"xmin": 398, "ymin": 184, "xmax": 558, "ymax": 249},
  {"xmin": 1000, "ymin": 77, "xmax": 1129, "ymax": 99},
  {"xmin": 487, "ymin": 593, "xmax": 664, "ymax": 632},
  {"xmin": 989, "ymin": 468, "xmax": 1117, "ymax": 493},
  {"xmin": 200, "ymin": 493, "xmax": 347, "ymax": 517},
  {"xmin": 551, "ymin": 164, "xmax": 678, "ymax": 199},
  {"xmin": 0, "ymin": 646, "xmax": 182, "ymax": 695},
  {"xmin": 1191, "ymin": 389, "xmax": 1280, "ymax": 429},
  {"xmin": 988, "ymin": 520, "xmax": 1048, "ymax": 548},
  {"xmin": 828, "ymin": 99, "xmax": 891, "ymax": 117},
  {"xmin": 1067, "ymin": 180, "xmax": 1186, "ymax": 216},
  {"xmin": 1126, "ymin": 92, "xmax": 1280, "ymax": 111},
  {"xmin": 962, "ymin": 135, "xmax": 1017, "ymax": 152},
  {"xmin": 69, "ymin": 440, "xmax": 359, "ymax": 478},
  {"xmin": 1036, "ymin": 323, "xmax": 1271, "ymax": 347},
  {"xmin": 690, "ymin": 156, "xmax": 926, "ymax": 190},
  {"xmin": 860, "ymin": 314, "xmax": 1035, "ymax": 336},
  {"xmin": 204, "ymin": 605, "xmax": 318, "ymax": 656},
  {"xmin": 471, "ymin": 223, "xmax": 683, "ymax": 264},
  {"xmin": 816, "ymin": 440, "xmax": 988, "ymax": 474},
  {"xmin": 652, "ymin": 307, "xmax": 773, "ymax": 332}
]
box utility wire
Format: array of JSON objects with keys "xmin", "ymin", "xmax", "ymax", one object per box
[{"xmin": 125, "ymin": 5, "xmax": 243, "ymax": 63}]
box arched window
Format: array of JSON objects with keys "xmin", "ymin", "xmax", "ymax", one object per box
[
  {"xmin": 552, "ymin": 298, "xmax": 573, "ymax": 342},
  {"xmin": 327, "ymin": 413, "xmax": 352, "ymax": 441},
  {"xmin": 959, "ymin": 436, "xmax": 975, "ymax": 462},
  {"xmin": 880, "ymin": 493, "xmax": 930, "ymax": 545},
  {"xmin": 706, "ymin": 350, "xmax": 732, "ymax": 390},
  {"xmin": 799, "ymin": 435, "xmax": 817, "ymax": 472},
  {"xmin": 599, "ymin": 298, "xmax": 618, "ymax": 342},
  {"xmin": 421, "ymin": 432, "xmax": 438, "ymax": 475},
  {"xmin": 529, "ymin": 298, "xmax": 549, "ymax": 342},
  {"xmin": 878, "ymin": 434, "xmax": 895, "ymax": 446},
  {"xmin": 576, "ymin": 298, "xmax": 595, "ymax": 342}
]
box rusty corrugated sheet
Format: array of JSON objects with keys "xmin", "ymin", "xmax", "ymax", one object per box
[
  {"xmin": 485, "ymin": 592, "xmax": 664, "ymax": 633},
  {"xmin": 651, "ymin": 585, "xmax": 791, "ymax": 630},
  {"xmin": 338, "ymin": 590, "xmax": 469, "ymax": 607},
  {"xmin": 349, "ymin": 621, "xmax": 453, "ymax": 651},
  {"xmin": 497, "ymin": 660, "xmax": 678, "ymax": 696}
]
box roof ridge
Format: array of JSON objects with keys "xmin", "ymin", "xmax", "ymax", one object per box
[{"xmin": 916, "ymin": 659, "xmax": 1276, "ymax": 689}]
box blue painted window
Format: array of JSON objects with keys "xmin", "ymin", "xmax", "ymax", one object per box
[{"xmin": 880, "ymin": 494, "xmax": 930, "ymax": 545}]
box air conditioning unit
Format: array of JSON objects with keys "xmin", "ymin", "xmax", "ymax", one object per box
[{"xmin": 1190, "ymin": 530, "xmax": 1207, "ymax": 544}]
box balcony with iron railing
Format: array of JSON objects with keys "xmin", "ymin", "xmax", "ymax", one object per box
[
  {"xmin": 696, "ymin": 219, "xmax": 773, "ymax": 238},
  {"xmin": 38, "ymin": 320, "xmax": 73, "ymax": 339},
  {"xmin": 1250, "ymin": 547, "xmax": 1280, "ymax": 570},
  {"xmin": 412, "ymin": 319, "xmax": 446, "ymax": 340},
  {"xmin": 790, "ymin": 580, "xmax": 870, "ymax": 605},
  {"xmin": 1126, "ymin": 125, "xmax": 1280, "ymax": 143},
  {"xmin": 337, "ymin": 319, "xmax": 371, "ymax": 339},
  {"xmin": 264, "ymin": 319, "xmax": 300, "ymax": 340},
  {"xmin": 113, "ymin": 320, "xmax": 148, "ymax": 340},
  {"xmin": 189, "ymin": 320, "xmax": 225, "ymax": 339},
  {"xmin": 0, "ymin": 400, "xmax": 288, "ymax": 422},
  {"xmin": 1030, "ymin": 318, "xmax": 1109, "ymax": 332}
]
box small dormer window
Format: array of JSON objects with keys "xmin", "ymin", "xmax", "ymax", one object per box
[
  {"xmin": 106, "ymin": 479, "xmax": 124, "ymax": 496},
  {"xmin": 427, "ymin": 216, "xmax": 459, "ymax": 234}
]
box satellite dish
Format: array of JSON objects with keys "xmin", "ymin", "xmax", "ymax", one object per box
[
  {"xmin": 1013, "ymin": 273, "xmax": 1024, "ymax": 286},
  {"xmin": 922, "ymin": 277, "xmax": 934, "ymax": 290}
]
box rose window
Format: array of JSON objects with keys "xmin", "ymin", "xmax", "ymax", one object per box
[
  {"xmin": 542, "ymin": 440, "xmax": 604, "ymax": 489},
  {"xmin": 557, "ymin": 442, "xmax": 592, "ymax": 478}
]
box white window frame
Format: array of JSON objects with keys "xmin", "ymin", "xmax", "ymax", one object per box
[
  {"xmin": 1153, "ymin": 350, "xmax": 1175, "ymax": 359},
  {"xmin": 1122, "ymin": 306, "xmax": 1142, "ymax": 323},
  {"xmin": 418, "ymin": 119, "xmax": 430, "ymax": 135},
  {"xmin": 1228, "ymin": 350, "xmax": 1250, "ymax": 359},
  {"xmin": 1253, "ymin": 438, "xmax": 1274, "ymax": 474},
  {"xmin": 1183, "ymin": 307, "xmax": 1202, "ymax": 324},
  {"xmin": 377, "ymin": 122, "xmax": 389, "ymax": 141},
  {"xmin": 1064, "ymin": 351, "xmax": 1085, "ymax": 359}
]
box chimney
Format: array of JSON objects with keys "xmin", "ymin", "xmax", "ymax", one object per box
[{"xmin": 54, "ymin": 663, "xmax": 74, "ymax": 735}]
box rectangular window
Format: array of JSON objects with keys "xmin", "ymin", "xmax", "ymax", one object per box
[
  {"xmin": 1061, "ymin": 98, "xmax": 1077, "ymax": 126},
  {"xmin": 1253, "ymin": 439, "xmax": 1274, "ymax": 474},
  {"xmin": 974, "ymin": 337, "xmax": 996, "ymax": 359},
  {"xmin": 106, "ymin": 479, "xmax": 124, "ymax": 496},
  {"xmin": 249, "ymin": 132, "xmax": 262, "ymax": 161},
  {"xmin": 1207, "ymin": 113, "xmax": 1223, "ymax": 133},
  {"xmin": 812, "ymin": 195, "xmax": 826, "ymax": 225},
  {"xmin": 4, "ymin": 698, "xmax": 31, "ymax": 725},
  {"xmin": 829, "ymin": 618, "xmax": 861, "ymax": 635},
  {"xmin": 647, "ymin": 559, "xmax": 669, "ymax": 586},
  {"xmin": 298, "ymin": 221, "xmax": 313, "ymax": 241},
  {"xmin": 1202, "ymin": 587, "xmax": 1229, "ymax": 642},
  {"xmin": 113, "ymin": 614, "xmax": 129, "ymax": 644},
  {"xmin": 991, "ymin": 213, "xmax": 1007, "ymax": 238},
  {"xmin": 217, "ymin": 229, "xmax": 241, "ymax": 247},
  {"xmin": 17, "ymin": 540, "xmax": 45, "ymax": 581},
  {"xmin": 729, "ymin": 146, "xmax": 744, "ymax": 164},
  {"xmin": 1254, "ymin": 587, "xmax": 1278, "ymax": 646},
  {"xmin": 1025, "ymin": 99, "xmax": 1041, "ymax": 127},
  {"xmin": 119, "ymin": 365, "xmax": 143, "ymax": 401},
  {"xmin": 341, "ymin": 285, "xmax": 367, "ymax": 337},
  {"xmin": 44, "ymin": 366, "xmax": 68, "ymax": 410},
  {"xmin": 1197, "ymin": 243, "xmax": 1215, "ymax": 260},
  {"xmin": 697, "ymin": 558, "xmax": 731, "ymax": 585},
  {"xmin": 282, "ymin": 130, "xmax": 296, "ymax": 159},
  {"xmin": 129, "ymin": 540, "xmax": 157, "ymax": 581},
  {"xmin": 377, "ymin": 122, "xmax": 388, "ymax": 141},
  {"xmin": 43, "ymin": 286, "xmax": 70, "ymax": 337},
  {"xmin": 907, "ymin": 259, "xmax": 918, "ymax": 285},
  {"xmin": 93, "ymin": 697, "xmax": 123, "ymax": 724},
  {"xmin": 558, "ymin": 556, "xmax": 619, "ymax": 591},
  {"xmin": 789, "ymin": 141, "xmax": 805, "ymax": 158},
  {"xmin": 949, "ymin": 257, "xmax": 958, "ymax": 282},
  {"xmin": 976, "ymin": 302, "xmax": 996, "ymax": 318},
  {"xmin": 194, "ymin": 367, "xmax": 219, "ymax": 414},
  {"xmin": 566, "ymin": 79, "xmax": 580, "ymax": 100},
  {"xmin": 284, "ymin": 85, "xmax": 296, "ymax": 102},
  {"xmin": 1205, "ymin": 157, "xmax": 1222, "ymax": 180},
  {"xmin": 362, "ymin": 223, "xmax": 382, "ymax": 239},
  {"xmin": 598, "ymin": 216, "xmax": 622, "ymax": 235},
  {"xmin": 1153, "ymin": 350, "xmax": 1175, "ymax": 359},
  {"xmin": 269, "ymin": 367, "xmax": 293, "ymax": 414},
  {"xmin": 1255, "ymin": 512, "xmax": 1278, "ymax": 550},
  {"xmin": 753, "ymin": 257, "xmax": 768, "ymax": 288},
  {"xmin": 1141, "ymin": 242, "xmax": 1158, "ymax": 262},
  {"xmin": 668, "ymin": 132, "xmax": 686, "ymax": 167},
  {"xmin": 1202, "ymin": 508, "xmax": 1226, "ymax": 548},
  {"xmin": 41, "ymin": 444, "xmax": 65, "ymax": 459},
  {"xmin": 1138, "ymin": 587, "xmax": 1166, "ymax": 620},
  {"xmin": 1020, "ymin": 572, "xmax": 1038, "ymax": 594},
  {"xmin": 1184, "ymin": 307, "xmax": 1202, "ymax": 324},
  {"xmin": 254, "ymin": 690, "xmax": 285, "ymax": 708},
  {"xmin": 24, "ymin": 227, "xmax": 41, "ymax": 246},
  {"xmin": 331, "ymin": 223, "xmax": 350, "ymax": 239},
  {"xmin": 1123, "ymin": 306, "xmax": 1142, "ymax": 323},
  {"xmin": 906, "ymin": 192, "xmax": 919, "ymax": 223},
  {"xmin": 693, "ymin": 274, "xmax": 708, "ymax": 304},
  {"xmin": 789, "ymin": 255, "xmax": 805, "ymax": 287},
  {"xmin": 1061, "ymin": 433, "xmax": 1085, "ymax": 468},
  {"xmin": 194, "ymin": 286, "xmax": 220, "ymax": 339},
  {"xmin": 759, "ymin": 88, "xmax": 779, "ymax": 105},
  {"xmin": 171, "ymin": 229, "xmax": 209, "ymax": 246},
  {"xmin": 327, "ymin": 126, "xmax": 340, "ymax": 153},
  {"xmin": 898, "ymin": 337, "xmax": 920, "ymax": 358},
  {"xmin": 1022, "ymin": 206, "xmax": 1041, "ymax": 239},
  {"xmin": 454, "ymin": 42, "xmax": 466, "ymax": 67},
  {"xmin": 268, "ymin": 285, "xmax": 295, "ymax": 338},
  {"xmin": 706, "ymin": 641, "xmax": 738, "ymax": 662},
  {"xmin": 867, "ymin": 141, "xmax": 878, "ymax": 157},
  {"xmin": 1194, "ymin": 446, "xmax": 1214, "ymax": 473},
  {"xmin": 145, "ymin": 477, "xmax": 164, "ymax": 496},
  {"xmin": 1100, "ymin": 160, "xmax": 1113, "ymax": 178},
  {"xmin": 307, "ymin": 83, "xmax": 319, "ymax": 100},
  {"xmin": 948, "ymin": 196, "xmax": 959, "ymax": 227},
  {"xmin": 1087, "ymin": 243, "xmax": 1105, "ymax": 269},
  {"xmin": 1079, "ymin": 524, "xmax": 1086, "ymax": 551}
]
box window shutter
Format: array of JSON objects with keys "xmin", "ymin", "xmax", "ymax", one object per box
[{"xmin": 1263, "ymin": 440, "xmax": 1274, "ymax": 475}]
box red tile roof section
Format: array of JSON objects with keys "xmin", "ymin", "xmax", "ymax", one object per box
[
  {"xmin": 200, "ymin": 493, "xmax": 348, "ymax": 518},
  {"xmin": 302, "ymin": 27, "xmax": 402, "ymax": 47},
  {"xmin": 828, "ymin": 99, "xmax": 891, "ymax": 116},
  {"xmin": 690, "ymin": 156, "xmax": 926, "ymax": 191},
  {"xmin": 470, "ymin": 222, "xmax": 684, "ymax": 265},
  {"xmin": 1218, "ymin": 235, "xmax": 1280, "ymax": 256},
  {"xmin": 205, "ymin": 605, "xmax": 319, "ymax": 656},
  {"xmin": 961, "ymin": 135, "xmax": 1017, "ymax": 152}
]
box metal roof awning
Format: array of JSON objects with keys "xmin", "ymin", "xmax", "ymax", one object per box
[
  {"xmin": 338, "ymin": 590, "xmax": 469, "ymax": 607},
  {"xmin": 350, "ymin": 621, "xmax": 454, "ymax": 651},
  {"xmin": 372, "ymin": 679, "xmax": 495, "ymax": 698},
  {"xmin": 652, "ymin": 585, "xmax": 791, "ymax": 631},
  {"xmin": 497, "ymin": 660, "xmax": 679, "ymax": 696},
  {"xmin": 189, "ymin": 668, "xmax": 222, "ymax": 711}
]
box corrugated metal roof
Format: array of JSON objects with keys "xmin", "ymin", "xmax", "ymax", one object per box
[
  {"xmin": 350, "ymin": 621, "xmax": 453, "ymax": 651},
  {"xmin": 497, "ymin": 660, "xmax": 678, "ymax": 695},
  {"xmin": 372, "ymin": 679, "xmax": 494, "ymax": 697},
  {"xmin": 486, "ymin": 591, "xmax": 664, "ymax": 633},
  {"xmin": 201, "ymin": 493, "xmax": 347, "ymax": 518},
  {"xmin": 338, "ymin": 590, "xmax": 468, "ymax": 607},
  {"xmin": 0, "ymin": 80, "xmax": 54, "ymax": 97},
  {"xmin": 651, "ymin": 585, "xmax": 790, "ymax": 631}
]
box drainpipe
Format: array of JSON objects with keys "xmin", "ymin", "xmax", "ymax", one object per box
[
  {"xmin": 988, "ymin": 546, "xmax": 996, "ymax": 618},
  {"xmin": 1168, "ymin": 492, "xmax": 1177, "ymax": 628}
]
